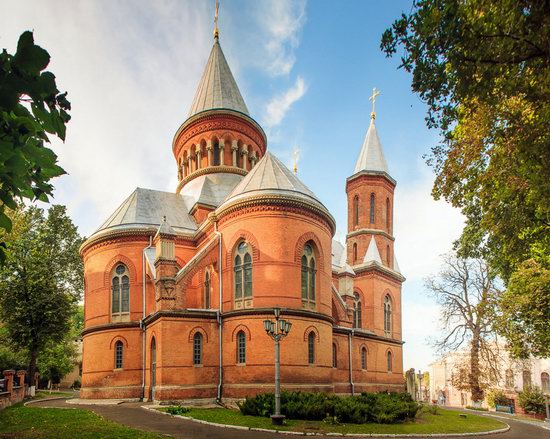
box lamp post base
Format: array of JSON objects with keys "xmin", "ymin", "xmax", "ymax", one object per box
[{"xmin": 271, "ymin": 414, "xmax": 286, "ymax": 426}]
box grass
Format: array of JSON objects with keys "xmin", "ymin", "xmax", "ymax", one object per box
[
  {"xmin": 0, "ymin": 403, "xmax": 163, "ymax": 438},
  {"xmin": 32, "ymin": 390, "xmax": 76, "ymax": 400},
  {"xmin": 159, "ymin": 406, "xmax": 507, "ymax": 435}
]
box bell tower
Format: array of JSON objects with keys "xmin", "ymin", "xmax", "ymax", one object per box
[{"xmin": 346, "ymin": 89, "xmax": 396, "ymax": 269}]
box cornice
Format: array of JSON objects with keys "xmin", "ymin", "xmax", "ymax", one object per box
[
  {"xmin": 346, "ymin": 170, "xmax": 396, "ymax": 188},
  {"xmin": 223, "ymin": 307, "xmax": 334, "ymax": 325},
  {"xmin": 82, "ymin": 321, "xmax": 140, "ymax": 337},
  {"xmin": 144, "ymin": 309, "xmax": 218, "ymax": 326},
  {"xmin": 352, "ymin": 261, "xmax": 406, "ymax": 282},
  {"xmin": 333, "ymin": 326, "xmax": 404, "ymax": 346},
  {"xmin": 216, "ymin": 194, "xmax": 336, "ymax": 236},
  {"xmin": 176, "ymin": 166, "xmax": 247, "ymax": 194},
  {"xmin": 347, "ymin": 228, "xmax": 395, "ymax": 241}
]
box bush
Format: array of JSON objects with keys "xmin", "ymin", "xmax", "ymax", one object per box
[
  {"xmin": 419, "ymin": 404, "xmax": 439, "ymax": 415},
  {"xmin": 518, "ymin": 386, "xmax": 545, "ymax": 414},
  {"xmin": 465, "ymin": 406, "xmax": 489, "ymax": 411},
  {"xmin": 487, "ymin": 389, "xmax": 508, "ymax": 408},
  {"xmin": 167, "ymin": 406, "xmax": 190, "ymax": 416},
  {"xmin": 237, "ymin": 391, "xmax": 419, "ymax": 424},
  {"xmin": 71, "ymin": 378, "xmax": 81, "ymax": 390}
]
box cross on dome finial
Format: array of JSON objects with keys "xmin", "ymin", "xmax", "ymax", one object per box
[
  {"xmin": 213, "ymin": 0, "xmax": 220, "ymax": 40},
  {"xmin": 293, "ymin": 148, "xmax": 300, "ymax": 175},
  {"xmin": 369, "ymin": 87, "xmax": 381, "ymax": 120}
]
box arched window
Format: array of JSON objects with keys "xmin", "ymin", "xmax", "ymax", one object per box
[
  {"xmin": 505, "ymin": 369, "xmax": 514, "ymax": 387},
  {"xmin": 386, "ymin": 245, "xmax": 391, "ymax": 266},
  {"xmin": 353, "ymin": 293, "xmax": 362, "ymax": 328},
  {"xmin": 193, "ymin": 332, "xmax": 203, "ymax": 365},
  {"xmin": 308, "ymin": 331, "xmax": 316, "ymax": 364},
  {"xmin": 353, "ymin": 243, "xmax": 358, "ymax": 263},
  {"xmin": 114, "ymin": 340, "xmax": 123, "ymax": 369},
  {"xmin": 541, "ymin": 372, "xmax": 550, "ymax": 392},
  {"xmin": 204, "ymin": 271, "xmax": 211, "ymax": 309},
  {"xmin": 234, "ymin": 242, "xmax": 252, "ymax": 304},
  {"xmin": 370, "ymin": 193, "xmax": 375, "ymax": 224},
  {"xmin": 361, "ymin": 347, "xmax": 367, "ymax": 370},
  {"xmin": 386, "ymin": 198, "xmax": 391, "ymax": 231},
  {"xmin": 332, "ymin": 343, "xmax": 337, "ymax": 368},
  {"xmin": 236, "ymin": 331, "xmax": 246, "ymax": 364},
  {"xmin": 111, "ymin": 264, "xmax": 130, "ymax": 318},
  {"xmin": 384, "ymin": 295, "xmax": 392, "ymax": 337},
  {"xmin": 523, "ymin": 370, "xmax": 532, "ymax": 389},
  {"xmin": 301, "ymin": 243, "xmax": 316, "ymax": 306},
  {"xmin": 387, "ymin": 351, "xmax": 392, "ymax": 372},
  {"xmin": 353, "ymin": 195, "xmax": 359, "ymax": 226},
  {"xmin": 213, "ymin": 141, "xmax": 220, "ymax": 166}
]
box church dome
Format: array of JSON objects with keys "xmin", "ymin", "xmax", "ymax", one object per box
[{"xmin": 218, "ymin": 152, "xmax": 336, "ymax": 233}]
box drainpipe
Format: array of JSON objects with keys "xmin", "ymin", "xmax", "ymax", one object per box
[
  {"xmin": 348, "ymin": 328, "xmax": 355, "ymax": 396},
  {"xmin": 141, "ymin": 235, "xmax": 153, "ymax": 401},
  {"xmin": 214, "ymin": 226, "xmax": 223, "ymax": 402}
]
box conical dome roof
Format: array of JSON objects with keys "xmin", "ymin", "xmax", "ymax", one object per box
[
  {"xmin": 353, "ymin": 118, "xmax": 389, "ymax": 175},
  {"xmin": 220, "ymin": 152, "xmax": 334, "ymax": 228},
  {"xmin": 188, "ymin": 40, "xmax": 249, "ymax": 117}
]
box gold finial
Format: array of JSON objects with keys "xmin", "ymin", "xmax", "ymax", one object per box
[
  {"xmin": 293, "ymin": 148, "xmax": 300, "ymax": 175},
  {"xmin": 213, "ymin": 0, "xmax": 220, "ymax": 40},
  {"xmin": 369, "ymin": 87, "xmax": 381, "ymax": 119}
]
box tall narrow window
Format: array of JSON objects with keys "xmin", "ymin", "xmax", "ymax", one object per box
[
  {"xmin": 361, "ymin": 347, "xmax": 367, "ymax": 370},
  {"xmin": 114, "ymin": 341, "xmax": 123, "ymax": 369},
  {"xmin": 193, "ymin": 332, "xmax": 203, "ymax": 365},
  {"xmin": 237, "ymin": 331, "xmax": 246, "ymax": 364},
  {"xmin": 523, "ymin": 370, "xmax": 532, "ymax": 389},
  {"xmin": 308, "ymin": 332, "xmax": 315, "ymax": 364},
  {"xmin": 213, "ymin": 142, "xmax": 220, "ymax": 166},
  {"xmin": 353, "ymin": 195, "xmax": 359, "ymax": 226},
  {"xmin": 112, "ymin": 264, "xmax": 130, "ymax": 318},
  {"xmin": 332, "ymin": 343, "xmax": 337, "ymax": 368},
  {"xmin": 386, "ymin": 198, "xmax": 391, "ymax": 231},
  {"xmin": 234, "ymin": 242, "xmax": 252, "ymax": 304},
  {"xmin": 353, "ymin": 292, "xmax": 362, "ymax": 328},
  {"xmin": 301, "ymin": 243, "xmax": 316, "ymax": 306},
  {"xmin": 541, "ymin": 372, "xmax": 550, "ymax": 392},
  {"xmin": 370, "ymin": 193, "xmax": 375, "ymax": 224},
  {"xmin": 204, "ymin": 271, "xmax": 211, "ymax": 309},
  {"xmin": 387, "ymin": 351, "xmax": 392, "ymax": 372},
  {"xmin": 386, "ymin": 245, "xmax": 391, "ymax": 266},
  {"xmin": 384, "ymin": 295, "xmax": 392, "ymax": 337},
  {"xmin": 353, "ymin": 243, "xmax": 358, "ymax": 263},
  {"xmin": 505, "ymin": 369, "xmax": 514, "ymax": 387}
]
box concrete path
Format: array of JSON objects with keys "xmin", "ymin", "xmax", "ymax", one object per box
[{"xmin": 31, "ymin": 398, "xmax": 549, "ymax": 439}]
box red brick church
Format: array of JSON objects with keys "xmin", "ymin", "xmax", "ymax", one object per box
[{"xmin": 80, "ymin": 19, "xmax": 405, "ymax": 401}]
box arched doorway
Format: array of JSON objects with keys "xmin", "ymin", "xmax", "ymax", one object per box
[{"xmin": 150, "ymin": 337, "xmax": 156, "ymax": 401}]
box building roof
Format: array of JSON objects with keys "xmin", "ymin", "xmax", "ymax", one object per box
[
  {"xmin": 353, "ymin": 118, "xmax": 390, "ymax": 175},
  {"xmin": 188, "ymin": 40, "xmax": 249, "ymax": 117},
  {"xmin": 393, "ymin": 253, "xmax": 401, "ymax": 274},
  {"xmin": 181, "ymin": 172, "xmax": 243, "ymax": 209},
  {"xmin": 222, "ymin": 151, "xmax": 328, "ymax": 211},
  {"xmin": 363, "ymin": 235, "xmax": 382, "ymax": 264},
  {"xmin": 95, "ymin": 188, "xmax": 197, "ymax": 235},
  {"xmin": 332, "ymin": 240, "xmax": 355, "ymax": 275}
]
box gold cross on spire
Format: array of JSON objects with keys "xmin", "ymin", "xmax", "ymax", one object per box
[
  {"xmin": 293, "ymin": 148, "xmax": 300, "ymax": 175},
  {"xmin": 369, "ymin": 87, "xmax": 381, "ymax": 119},
  {"xmin": 213, "ymin": 0, "xmax": 220, "ymax": 40}
]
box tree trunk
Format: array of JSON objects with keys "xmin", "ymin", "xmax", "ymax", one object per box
[
  {"xmin": 28, "ymin": 350, "xmax": 38, "ymax": 388},
  {"xmin": 469, "ymin": 334, "xmax": 483, "ymax": 403}
]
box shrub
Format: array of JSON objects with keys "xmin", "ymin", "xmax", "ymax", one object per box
[
  {"xmin": 237, "ymin": 391, "xmax": 419, "ymax": 424},
  {"xmin": 487, "ymin": 389, "xmax": 508, "ymax": 408},
  {"xmin": 518, "ymin": 386, "xmax": 545, "ymax": 414},
  {"xmin": 167, "ymin": 406, "xmax": 190, "ymax": 416},
  {"xmin": 419, "ymin": 403, "xmax": 439, "ymax": 415},
  {"xmin": 465, "ymin": 406, "xmax": 489, "ymax": 411},
  {"xmin": 71, "ymin": 378, "xmax": 81, "ymax": 389}
]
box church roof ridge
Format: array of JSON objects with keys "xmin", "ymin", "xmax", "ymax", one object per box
[
  {"xmin": 188, "ymin": 40, "xmax": 249, "ymax": 118},
  {"xmin": 353, "ymin": 118, "xmax": 390, "ymax": 175}
]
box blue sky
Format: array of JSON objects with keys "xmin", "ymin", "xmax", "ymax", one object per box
[{"xmin": 1, "ymin": 0, "xmax": 464, "ymax": 372}]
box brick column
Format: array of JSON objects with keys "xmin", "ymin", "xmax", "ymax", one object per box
[
  {"xmin": 2, "ymin": 370, "xmax": 14, "ymax": 394},
  {"xmin": 15, "ymin": 370, "xmax": 26, "ymax": 387}
]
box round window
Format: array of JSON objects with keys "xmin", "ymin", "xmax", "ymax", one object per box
[
  {"xmin": 237, "ymin": 241, "xmax": 248, "ymax": 254},
  {"xmin": 115, "ymin": 265, "xmax": 125, "ymax": 275},
  {"xmin": 304, "ymin": 244, "xmax": 313, "ymax": 256}
]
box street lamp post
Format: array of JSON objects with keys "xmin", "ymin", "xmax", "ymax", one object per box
[{"xmin": 264, "ymin": 307, "xmax": 292, "ymax": 426}]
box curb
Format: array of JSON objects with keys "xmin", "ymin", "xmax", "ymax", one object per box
[
  {"xmin": 24, "ymin": 396, "xmax": 74, "ymax": 407},
  {"xmin": 141, "ymin": 405, "xmax": 511, "ymax": 437}
]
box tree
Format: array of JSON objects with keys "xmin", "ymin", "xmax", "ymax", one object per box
[
  {"xmin": 0, "ymin": 204, "xmax": 83, "ymax": 387},
  {"xmin": 382, "ymin": 0, "xmax": 550, "ymax": 357},
  {"xmin": 0, "ymin": 31, "xmax": 71, "ymax": 263},
  {"xmin": 425, "ymin": 253, "xmax": 501, "ymax": 402}
]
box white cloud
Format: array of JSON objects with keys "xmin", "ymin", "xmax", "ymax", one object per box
[
  {"xmin": 257, "ymin": 0, "xmax": 307, "ymax": 76},
  {"xmin": 263, "ymin": 76, "xmax": 307, "ymax": 129}
]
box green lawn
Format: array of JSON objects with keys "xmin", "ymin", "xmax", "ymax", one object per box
[
  {"xmin": 0, "ymin": 403, "xmax": 163, "ymax": 438},
  {"xmin": 160, "ymin": 406, "xmax": 507, "ymax": 435},
  {"xmin": 32, "ymin": 390, "xmax": 76, "ymax": 400}
]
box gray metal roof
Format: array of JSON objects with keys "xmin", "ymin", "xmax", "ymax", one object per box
[
  {"xmin": 363, "ymin": 235, "xmax": 382, "ymax": 264},
  {"xmin": 353, "ymin": 118, "xmax": 390, "ymax": 174},
  {"xmin": 221, "ymin": 152, "xmax": 329, "ymax": 214},
  {"xmin": 188, "ymin": 40, "xmax": 249, "ymax": 117},
  {"xmin": 95, "ymin": 188, "xmax": 197, "ymax": 235},
  {"xmin": 332, "ymin": 240, "xmax": 345, "ymax": 268},
  {"xmin": 181, "ymin": 172, "xmax": 243, "ymax": 209}
]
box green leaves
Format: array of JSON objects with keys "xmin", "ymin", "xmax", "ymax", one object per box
[{"xmin": 0, "ymin": 31, "xmax": 71, "ymax": 263}]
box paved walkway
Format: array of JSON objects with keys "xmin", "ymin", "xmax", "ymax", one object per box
[{"xmin": 31, "ymin": 398, "xmax": 549, "ymax": 439}]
